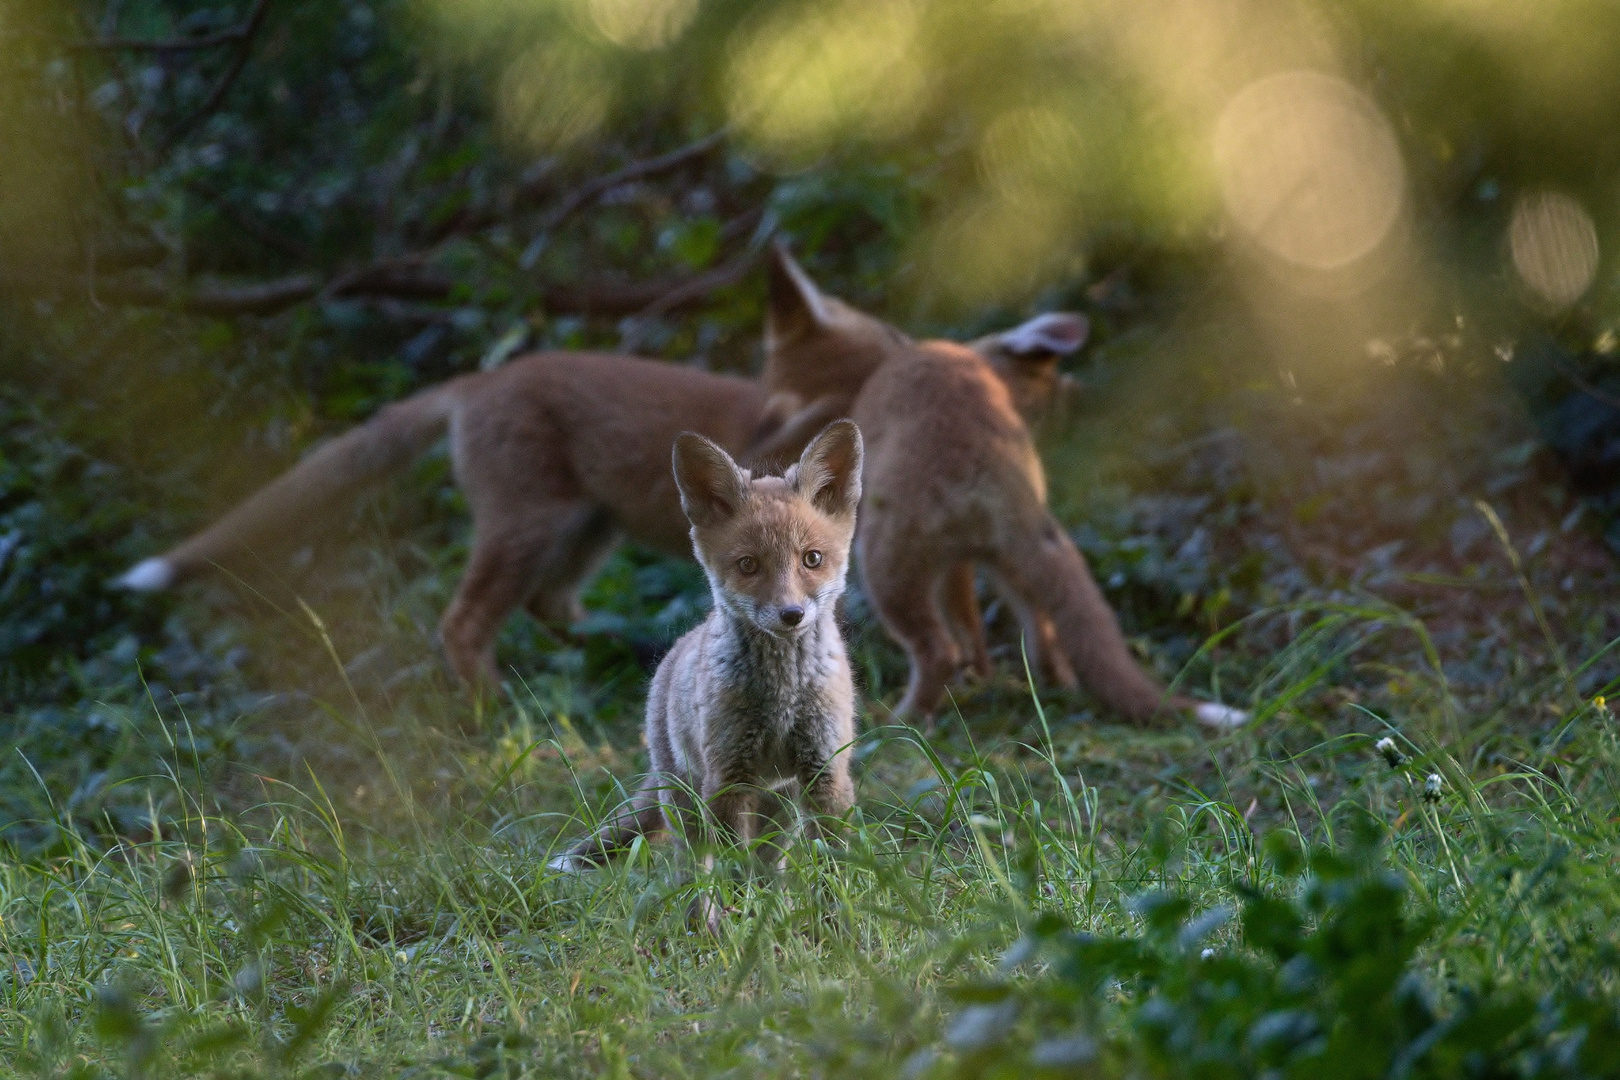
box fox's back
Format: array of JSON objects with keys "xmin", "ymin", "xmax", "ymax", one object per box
[
  {"xmin": 460, "ymin": 351, "xmax": 770, "ymax": 555},
  {"xmin": 853, "ymin": 341, "xmax": 1046, "ymax": 544}
]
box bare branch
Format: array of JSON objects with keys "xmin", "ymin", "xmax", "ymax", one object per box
[
  {"xmin": 536, "ymin": 128, "xmax": 729, "ymax": 232},
  {"xmin": 71, "ymin": 0, "xmax": 268, "ymax": 53},
  {"xmin": 161, "ymin": 0, "xmax": 273, "ymax": 150},
  {"xmin": 426, "ymin": 128, "xmax": 728, "ymax": 244},
  {"xmin": 94, "ymin": 272, "xmax": 322, "ymax": 315}
]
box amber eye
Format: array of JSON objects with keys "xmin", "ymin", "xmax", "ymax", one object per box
[
  {"xmin": 737, "ymin": 555, "xmax": 759, "ymax": 575},
  {"xmin": 802, "ymin": 550, "xmax": 823, "ymax": 569}
]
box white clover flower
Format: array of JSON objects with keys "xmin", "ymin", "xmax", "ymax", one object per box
[
  {"xmin": 1375, "ymin": 737, "xmax": 1406, "ymax": 768},
  {"xmin": 1423, "ymin": 773, "xmax": 1443, "ymax": 803}
]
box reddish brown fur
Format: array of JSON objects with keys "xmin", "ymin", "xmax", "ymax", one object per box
[
  {"xmin": 126, "ymin": 351, "xmax": 768, "ymax": 689},
  {"xmin": 757, "ymin": 254, "xmax": 1245, "ymax": 728}
]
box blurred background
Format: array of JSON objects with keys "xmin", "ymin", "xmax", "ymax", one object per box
[{"xmin": 4, "ymin": 0, "xmax": 1620, "ymax": 844}]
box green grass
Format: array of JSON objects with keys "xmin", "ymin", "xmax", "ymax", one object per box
[{"xmin": 4, "ymin": 584, "xmax": 1619, "ymax": 1077}]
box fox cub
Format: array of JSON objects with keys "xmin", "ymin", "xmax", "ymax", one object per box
[{"xmin": 550, "ymin": 420, "xmax": 863, "ymax": 885}]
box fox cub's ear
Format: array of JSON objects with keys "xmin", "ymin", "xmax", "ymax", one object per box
[
  {"xmin": 673, "ymin": 433, "xmax": 750, "ymax": 527},
  {"xmin": 767, "ymin": 242, "xmax": 831, "ymax": 343},
  {"xmin": 795, "ymin": 419, "xmax": 863, "ymax": 519},
  {"xmin": 994, "ymin": 312, "xmax": 1090, "ymax": 360}
]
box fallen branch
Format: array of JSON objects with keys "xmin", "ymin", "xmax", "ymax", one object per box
[
  {"xmin": 162, "ymin": 0, "xmax": 273, "ymax": 150},
  {"xmin": 428, "ymin": 127, "xmax": 728, "ymax": 243},
  {"xmin": 94, "ymin": 271, "xmax": 321, "ymax": 315},
  {"xmin": 536, "ymin": 127, "xmax": 730, "ymax": 233},
  {"xmin": 86, "ymin": 247, "xmax": 755, "ymax": 319},
  {"xmin": 71, "ymin": 19, "xmax": 260, "ymax": 52},
  {"xmin": 617, "ymin": 247, "xmax": 764, "ymax": 351}
]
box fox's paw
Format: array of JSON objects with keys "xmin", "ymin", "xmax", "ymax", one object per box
[
  {"xmin": 1194, "ymin": 702, "xmax": 1250, "ymax": 730},
  {"xmin": 114, "ymin": 557, "xmax": 175, "ymax": 592},
  {"xmin": 688, "ymin": 892, "xmax": 732, "ymax": 937},
  {"xmin": 547, "ymin": 853, "xmax": 588, "ymax": 874}
]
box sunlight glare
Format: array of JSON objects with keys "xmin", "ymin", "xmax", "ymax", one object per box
[
  {"xmin": 587, "ymin": 0, "xmax": 699, "ymax": 50},
  {"xmin": 1213, "ymin": 70, "xmax": 1404, "ymax": 271},
  {"xmin": 727, "ymin": 0, "xmax": 926, "ymax": 166}
]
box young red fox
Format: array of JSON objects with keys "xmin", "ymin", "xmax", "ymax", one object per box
[
  {"xmin": 549, "ymin": 420, "xmax": 862, "ymax": 892},
  {"xmin": 757, "ymin": 253, "xmax": 1248, "ymax": 731}
]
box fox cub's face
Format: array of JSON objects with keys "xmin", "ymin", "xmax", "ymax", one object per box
[{"xmin": 674, "ymin": 420, "xmax": 862, "ymax": 637}]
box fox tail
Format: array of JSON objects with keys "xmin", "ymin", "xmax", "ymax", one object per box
[
  {"xmin": 996, "ymin": 511, "xmax": 1249, "ymax": 730},
  {"xmin": 116, "ymin": 386, "xmax": 458, "ymax": 591}
]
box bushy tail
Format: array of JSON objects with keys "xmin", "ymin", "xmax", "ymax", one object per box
[
  {"xmin": 117, "ymin": 387, "xmax": 457, "ymax": 590},
  {"xmin": 996, "ymin": 511, "xmax": 1248, "ymax": 730},
  {"xmin": 549, "ymin": 778, "xmax": 666, "ymax": 873}
]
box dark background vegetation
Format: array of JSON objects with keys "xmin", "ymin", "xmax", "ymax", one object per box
[{"xmin": 4, "ymin": 0, "xmax": 1620, "ymax": 1075}]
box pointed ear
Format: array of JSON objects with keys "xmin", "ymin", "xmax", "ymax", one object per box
[
  {"xmin": 673, "ymin": 433, "xmax": 750, "ymax": 528},
  {"xmin": 795, "ymin": 419, "xmax": 863, "ymax": 519},
  {"xmin": 996, "ymin": 312, "xmax": 1090, "ymax": 358},
  {"xmin": 767, "ymin": 241, "xmax": 831, "ymax": 342}
]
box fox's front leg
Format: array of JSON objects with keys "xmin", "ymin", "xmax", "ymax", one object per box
[
  {"xmin": 691, "ymin": 777, "xmax": 763, "ymax": 935},
  {"xmin": 799, "ymin": 757, "xmax": 855, "ymax": 846}
]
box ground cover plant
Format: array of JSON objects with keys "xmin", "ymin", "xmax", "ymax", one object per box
[{"xmin": 6, "ymin": 0, "xmax": 1620, "ymax": 1076}]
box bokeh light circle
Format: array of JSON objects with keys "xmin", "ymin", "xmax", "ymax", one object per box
[
  {"xmin": 1509, "ymin": 190, "xmax": 1599, "ymax": 308},
  {"xmin": 1214, "ymin": 70, "xmax": 1405, "ymax": 270}
]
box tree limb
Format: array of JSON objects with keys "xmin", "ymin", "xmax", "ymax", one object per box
[
  {"xmin": 161, "ymin": 0, "xmax": 273, "ymax": 150},
  {"xmin": 94, "ymin": 271, "xmax": 322, "ymax": 315},
  {"xmin": 427, "ymin": 127, "xmax": 728, "ymax": 244},
  {"xmin": 536, "ymin": 127, "xmax": 729, "ymax": 233},
  {"xmin": 72, "ymin": 0, "xmax": 270, "ymax": 52}
]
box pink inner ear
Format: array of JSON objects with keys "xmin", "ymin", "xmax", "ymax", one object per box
[{"xmin": 1001, "ymin": 312, "xmax": 1090, "ymax": 356}]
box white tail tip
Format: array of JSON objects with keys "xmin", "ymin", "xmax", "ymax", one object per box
[
  {"xmin": 115, "ymin": 557, "xmax": 176, "ymax": 592},
  {"xmin": 1194, "ymin": 702, "xmax": 1250, "ymax": 730},
  {"xmin": 547, "ymin": 853, "xmax": 585, "ymax": 874}
]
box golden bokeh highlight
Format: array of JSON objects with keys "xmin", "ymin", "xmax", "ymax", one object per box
[
  {"xmin": 1509, "ymin": 191, "xmax": 1599, "ymax": 309},
  {"xmin": 977, "ymin": 107, "xmax": 1086, "ymax": 201},
  {"xmin": 1213, "ymin": 70, "xmax": 1404, "ymax": 271},
  {"xmin": 498, "ymin": 40, "xmax": 612, "ymax": 151},
  {"xmin": 727, "ymin": 0, "xmax": 926, "ymax": 165},
  {"xmin": 587, "ymin": 0, "xmax": 699, "ymax": 50}
]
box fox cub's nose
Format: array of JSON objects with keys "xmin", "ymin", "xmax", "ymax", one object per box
[{"xmin": 778, "ymin": 606, "xmax": 805, "ymax": 628}]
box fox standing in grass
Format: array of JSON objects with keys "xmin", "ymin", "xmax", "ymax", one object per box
[{"xmin": 551, "ymin": 420, "xmax": 863, "ymax": 892}]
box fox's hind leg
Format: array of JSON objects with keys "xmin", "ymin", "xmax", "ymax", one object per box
[
  {"xmin": 941, "ymin": 562, "xmax": 993, "ymax": 681},
  {"xmin": 987, "ymin": 573, "xmax": 1078, "ymax": 690},
  {"xmin": 860, "ymin": 537, "xmax": 961, "ymax": 729},
  {"xmin": 523, "ymin": 504, "xmax": 621, "ymax": 630},
  {"xmin": 440, "ymin": 406, "xmax": 593, "ymax": 691},
  {"xmin": 441, "ymin": 505, "xmax": 585, "ymax": 688}
]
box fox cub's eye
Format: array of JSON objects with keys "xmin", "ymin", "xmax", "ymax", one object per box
[
  {"xmin": 737, "ymin": 555, "xmax": 759, "ymax": 575},
  {"xmin": 802, "ymin": 550, "xmax": 823, "ymax": 569}
]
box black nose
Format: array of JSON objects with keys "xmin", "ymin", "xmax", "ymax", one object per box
[{"xmin": 779, "ymin": 606, "xmax": 804, "ymax": 627}]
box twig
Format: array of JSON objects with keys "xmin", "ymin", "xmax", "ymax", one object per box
[
  {"xmin": 80, "ymin": 250, "xmax": 756, "ymax": 319},
  {"xmin": 94, "ymin": 271, "xmax": 322, "ymax": 315},
  {"xmin": 617, "ymin": 247, "xmax": 763, "ymax": 352},
  {"xmin": 535, "ymin": 128, "xmax": 729, "ymax": 233},
  {"xmin": 161, "ymin": 0, "xmax": 273, "ymax": 150},
  {"xmin": 71, "ymin": 1, "xmax": 265, "ymax": 52}
]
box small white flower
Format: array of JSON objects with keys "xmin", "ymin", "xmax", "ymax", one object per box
[
  {"xmin": 1200, "ymin": 948, "xmax": 1215, "ymax": 960},
  {"xmin": 1423, "ymin": 773, "xmax": 1443, "ymax": 803},
  {"xmin": 1375, "ymin": 737, "xmax": 1406, "ymax": 768}
]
